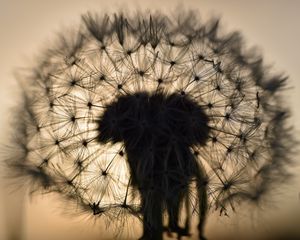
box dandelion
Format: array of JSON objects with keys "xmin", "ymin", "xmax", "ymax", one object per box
[{"xmin": 6, "ymin": 10, "xmax": 294, "ymax": 240}]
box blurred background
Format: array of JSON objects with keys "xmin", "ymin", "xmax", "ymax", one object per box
[{"xmin": 0, "ymin": 0, "xmax": 299, "ymax": 239}]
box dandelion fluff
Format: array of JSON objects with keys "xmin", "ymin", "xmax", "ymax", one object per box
[{"xmin": 6, "ymin": 11, "xmax": 293, "ymax": 240}]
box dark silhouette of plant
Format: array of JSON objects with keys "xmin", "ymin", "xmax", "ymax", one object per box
[{"xmin": 6, "ymin": 10, "xmax": 294, "ymax": 240}]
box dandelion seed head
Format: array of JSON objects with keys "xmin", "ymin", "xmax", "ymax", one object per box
[{"xmin": 5, "ymin": 10, "xmax": 294, "ymax": 239}]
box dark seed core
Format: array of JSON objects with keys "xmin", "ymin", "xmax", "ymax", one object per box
[
  {"xmin": 96, "ymin": 91, "xmax": 210, "ymax": 194},
  {"xmin": 97, "ymin": 91, "xmax": 210, "ymax": 148}
]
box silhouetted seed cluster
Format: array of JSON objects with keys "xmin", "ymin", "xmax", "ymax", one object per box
[{"xmin": 6, "ymin": 11, "xmax": 293, "ymax": 240}]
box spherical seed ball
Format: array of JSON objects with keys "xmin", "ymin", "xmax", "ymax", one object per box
[{"xmin": 6, "ymin": 10, "xmax": 294, "ymax": 239}]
